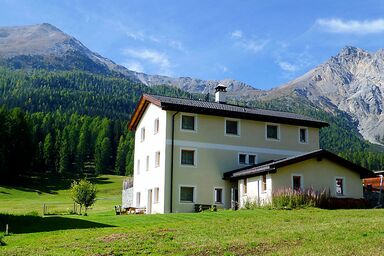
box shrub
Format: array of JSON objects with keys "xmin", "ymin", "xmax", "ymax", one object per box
[
  {"xmin": 0, "ymin": 232, "xmax": 5, "ymax": 246},
  {"xmin": 272, "ymin": 188, "xmax": 330, "ymax": 209}
]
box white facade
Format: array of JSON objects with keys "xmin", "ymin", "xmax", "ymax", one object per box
[{"xmin": 132, "ymin": 104, "xmax": 167, "ymax": 214}]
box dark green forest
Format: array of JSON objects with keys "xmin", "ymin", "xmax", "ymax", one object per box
[{"xmin": 0, "ymin": 68, "xmax": 383, "ymax": 180}]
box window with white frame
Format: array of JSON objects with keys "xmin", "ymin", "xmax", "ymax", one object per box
[
  {"xmin": 238, "ymin": 153, "xmax": 257, "ymax": 165},
  {"xmin": 266, "ymin": 124, "xmax": 279, "ymax": 140},
  {"xmin": 137, "ymin": 159, "xmax": 140, "ymax": 175},
  {"xmin": 154, "ymin": 118, "xmax": 159, "ymax": 134},
  {"xmin": 299, "ymin": 127, "xmax": 308, "ymax": 143},
  {"xmin": 140, "ymin": 127, "xmax": 146, "ymax": 142},
  {"xmin": 155, "ymin": 151, "xmax": 160, "ymax": 167},
  {"xmin": 180, "ymin": 186, "xmax": 195, "ymax": 203},
  {"xmin": 181, "ymin": 149, "xmax": 195, "ymax": 166},
  {"xmin": 146, "ymin": 155, "xmax": 149, "ymax": 171},
  {"xmin": 154, "ymin": 187, "xmax": 159, "ymax": 204},
  {"xmin": 336, "ymin": 178, "xmax": 344, "ymax": 196},
  {"xmin": 181, "ymin": 115, "xmax": 196, "ymax": 131},
  {"xmin": 214, "ymin": 188, "xmax": 223, "ymax": 204},
  {"xmin": 225, "ymin": 119, "xmax": 239, "ymax": 135}
]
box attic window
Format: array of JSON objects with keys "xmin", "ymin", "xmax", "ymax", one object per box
[
  {"xmin": 266, "ymin": 124, "xmax": 279, "ymax": 140},
  {"xmin": 226, "ymin": 119, "xmax": 239, "ymax": 135},
  {"xmin": 140, "ymin": 127, "xmax": 146, "ymax": 142},
  {"xmin": 181, "ymin": 115, "xmax": 196, "ymax": 131}
]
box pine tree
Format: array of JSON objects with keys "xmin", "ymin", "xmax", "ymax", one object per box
[
  {"xmin": 59, "ymin": 128, "xmax": 70, "ymax": 173},
  {"xmin": 114, "ymin": 135, "xmax": 127, "ymax": 175},
  {"xmin": 43, "ymin": 133, "xmax": 54, "ymax": 171}
]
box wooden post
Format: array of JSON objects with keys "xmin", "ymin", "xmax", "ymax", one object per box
[
  {"xmin": 5, "ymin": 224, "xmax": 8, "ymax": 235},
  {"xmin": 42, "ymin": 203, "xmax": 45, "ymax": 216}
]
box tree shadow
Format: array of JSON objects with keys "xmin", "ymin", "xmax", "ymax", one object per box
[
  {"xmin": 0, "ymin": 213, "xmax": 115, "ymax": 234},
  {"xmin": 0, "ymin": 173, "xmax": 114, "ymax": 195}
]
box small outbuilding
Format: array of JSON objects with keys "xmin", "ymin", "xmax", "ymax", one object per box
[{"xmin": 224, "ymin": 149, "xmax": 374, "ymax": 207}]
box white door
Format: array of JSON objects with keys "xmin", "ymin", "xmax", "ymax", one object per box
[{"xmin": 147, "ymin": 189, "xmax": 152, "ymax": 214}]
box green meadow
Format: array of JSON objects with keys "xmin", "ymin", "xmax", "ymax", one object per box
[{"xmin": 1, "ymin": 175, "xmax": 384, "ymax": 255}]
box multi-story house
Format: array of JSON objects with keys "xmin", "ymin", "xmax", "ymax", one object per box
[{"xmin": 127, "ymin": 86, "xmax": 372, "ymax": 213}]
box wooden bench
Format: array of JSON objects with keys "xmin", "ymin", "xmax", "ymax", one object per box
[{"xmin": 194, "ymin": 204, "xmax": 217, "ymax": 212}]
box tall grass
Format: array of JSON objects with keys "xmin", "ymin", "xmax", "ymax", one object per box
[{"xmin": 272, "ymin": 188, "xmax": 329, "ymax": 209}]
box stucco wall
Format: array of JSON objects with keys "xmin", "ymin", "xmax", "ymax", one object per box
[
  {"xmin": 272, "ymin": 158, "xmax": 363, "ymax": 198},
  {"xmin": 133, "ymin": 104, "xmax": 167, "ymax": 214}
]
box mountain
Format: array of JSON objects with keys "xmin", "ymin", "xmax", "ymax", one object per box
[
  {"xmin": 1, "ymin": 24, "xmax": 383, "ymax": 146},
  {"xmin": 0, "ymin": 23, "xmax": 258, "ymax": 96},
  {"xmin": 259, "ymin": 46, "xmax": 384, "ymax": 145}
]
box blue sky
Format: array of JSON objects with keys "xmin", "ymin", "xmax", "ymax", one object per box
[{"xmin": 1, "ymin": 0, "xmax": 384, "ymax": 89}]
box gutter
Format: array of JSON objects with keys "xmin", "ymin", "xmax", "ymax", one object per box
[{"xmin": 170, "ymin": 111, "xmax": 179, "ymax": 213}]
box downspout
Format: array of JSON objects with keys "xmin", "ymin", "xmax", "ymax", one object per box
[{"xmin": 170, "ymin": 111, "xmax": 179, "ymax": 213}]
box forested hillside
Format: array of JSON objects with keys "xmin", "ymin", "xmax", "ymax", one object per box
[{"xmin": 0, "ymin": 68, "xmax": 383, "ymax": 180}]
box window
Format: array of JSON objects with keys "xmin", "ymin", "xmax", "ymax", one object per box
[
  {"xmin": 226, "ymin": 119, "xmax": 239, "ymax": 135},
  {"xmin": 146, "ymin": 155, "xmax": 149, "ymax": 171},
  {"xmin": 154, "ymin": 187, "xmax": 159, "ymax": 204},
  {"xmin": 140, "ymin": 127, "xmax": 145, "ymax": 142},
  {"xmin": 154, "ymin": 118, "xmax": 159, "ymax": 134},
  {"xmin": 180, "ymin": 186, "xmax": 194, "ymax": 203},
  {"xmin": 262, "ymin": 175, "xmax": 267, "ymax": 191},
  {"xmin": 243, "ymin": 179, "xmax": 247, "ymax": 194},
  {"xmin": 299, "ymin": 127, "xmax": 308, "ymax": 143},
  {"xmin": 238, "ymin": 153, "xmax": 257, "ymax": 165},
  {"xmin": 336, "ymin": 178, "xmax": 344, "ymax": 196},
  {"xmin": 181, "ymin": 149, "xmax": 195, "ymax": 166},
  {"xmin": 214, "ymin": 188, "xmax": 223, "ymax": 204},
  {"xmin": 137, "ymin": 159, "xmax": 140, "ymax": 175},
  {"xmin": 155, "ymin": 151, "xmax": 160, "ymax": 167},
  {"xmin": 266, "ymin": 124, "xmax": 279, "ymax": 140},
  {"xmin": 248, "ymin": 155, "xmax": 256, "ymax": 165},
  {"xmin": 292, "ymin": 175, "xmax": 302, "ymax": 191},
  {"xmin": 239, "ymin": 154, "xmax": 247, "ymax": 164},
  {"xmin": 181, "ymin": 115, "xmax": 195, "ymax": 131},
  {"xmin": 136, "ymin": 192, "xmax": 141, "ymax": 207}
]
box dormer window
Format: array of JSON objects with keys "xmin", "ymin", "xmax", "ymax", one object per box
[
  {"xmin": 181, "ymin": 115, "xmax": 196, "ymax": 131},
  {"xmin": 225, "ymin": 119, "xmax": 239, "ymax": 136}
]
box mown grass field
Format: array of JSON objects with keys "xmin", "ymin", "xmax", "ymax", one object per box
[{"xmin": 1, "ymin": 175, "xmax": 384, "ymax": 255}]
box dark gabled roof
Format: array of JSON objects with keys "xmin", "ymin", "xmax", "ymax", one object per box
[
  {"xmin": 223, "ymin": 149, "xmax": 375, "ymax": 180},
  {"xmin": 128, "ymin": 94, "xmax": 329, "ymax": 131}
]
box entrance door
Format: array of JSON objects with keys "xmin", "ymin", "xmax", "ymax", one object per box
[
  {"xmin": 147, "ymin": 189, "xmax": 153, "ymax": 214},
  {"xmin": 231, "ymin": 187, "xmax": 239, "ymax": 210}
]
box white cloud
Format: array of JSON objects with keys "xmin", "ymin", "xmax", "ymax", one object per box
[
  {"xmin": 277, "ymin": 61, "xmax": 298, "ymax": 72},
  {"xmin": 123, "ymin": 48, "xmax": 172, "ymax": 75},
  {"xmin": 315, "ymin": 18, "xmax": 384, "ymax": 34},
  {"xmin": 123, "ymin": 61, "xmax": 144, "ymax": 73},
  {"xmin": 230, "ymin": 30, "xmax": 267, "ymax": 53},
  {"xmin": 231, "ymin": 30, "xmax": 243, "ymax": 38}
]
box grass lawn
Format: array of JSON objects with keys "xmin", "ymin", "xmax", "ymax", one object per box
[{"xmin": 1, "ymin": 175, "xmax": 384, "ymax": 255}]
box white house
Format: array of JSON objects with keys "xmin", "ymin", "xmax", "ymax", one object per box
[{"xmin": 126, "ymin": 86, "xmax": 373, "ymax": 213}]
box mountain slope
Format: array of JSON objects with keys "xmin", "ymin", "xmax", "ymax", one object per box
[
  {"xmin": 0, "ymin": 23, "xmax": 258, "ymax": 96},
  {"xmin": 259, "ymin": 46, "xmax": 384, "ymax": 145}
]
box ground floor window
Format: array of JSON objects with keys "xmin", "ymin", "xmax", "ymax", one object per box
[
  {"xmin": 154, "ymin": 187, "xmax": 159, "ymax": 203},
  {"xmin": 292, "ymin": 175, "xmax": 302, "ymax": 191},
  {"xmin": 336, "ymin": 178, "xmax": 344, "ymax": 196},
  {"xmin": 136, "ymin": 192, "xmax": 141, "ymax": 207},
  {"xmin": 214, "ymin": 188, "xmax": 223, "ymax": 204},
  {"xmin": 180, "ymin": 186, "xmax": 195, "ymax": 203},
  {"xmin": 262, "ymin": 175, "xmax": 267, "ymax": 191}
]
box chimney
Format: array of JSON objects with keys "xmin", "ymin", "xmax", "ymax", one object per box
[{"xmin": 215, "ymin": 84, "xmax": 227, "ymax": 103}]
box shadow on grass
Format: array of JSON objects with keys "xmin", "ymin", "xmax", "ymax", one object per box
[
  {"xmin": 0, "ymin": 172, "xmax": 114, "ymax": 195},
  {"xmin": 0, "ymin": 214, "xmax": 115, "ymax": 234}
]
